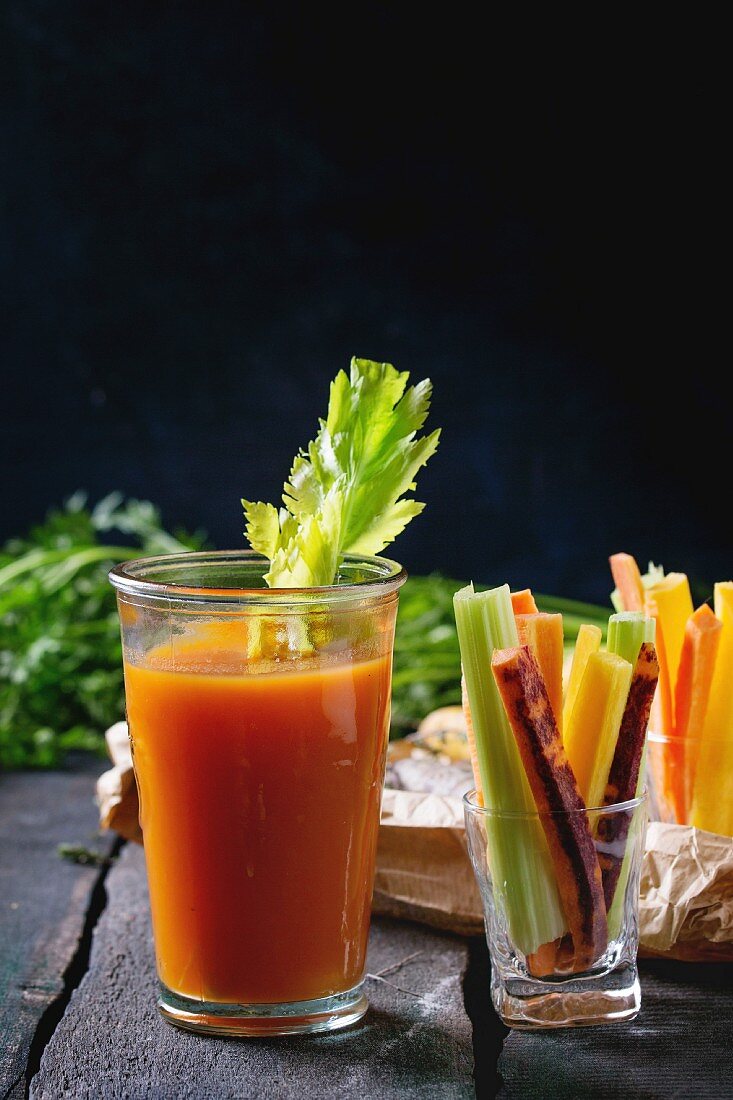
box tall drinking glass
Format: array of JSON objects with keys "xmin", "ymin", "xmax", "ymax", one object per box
[{"xmin": 109, "ymin": 550, "xmax": 405, "ymax": 1036}]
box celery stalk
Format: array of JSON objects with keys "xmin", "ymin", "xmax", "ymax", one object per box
[
  {"xmin": 607, "ymin": 612, "xmax": 655, "ymax": 667},
  {"xmin": 454, "ymin": 583, "xmax": 566, "ymax": 955},
  {"xmin": 606, "ymin": 734, "xmax": 648, "ymax": 940},
  {"xmin": 605, "ymin": 789, "xmax": 645, "ymax": 941},
  {"xmin": 605, "ymin": 715, "xmax": 651, "ymax": 941}
]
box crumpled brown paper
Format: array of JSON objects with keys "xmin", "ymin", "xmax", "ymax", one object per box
[
  {"xmin": 97, "ymin": 722, "xmax": 142, "ymax": 844},
  {"xmin": 374, "ymin": 790, "xmax": 483, "ymax": 935},
  {"xmin": 638, "ymin": 822, "xmax": 733, "ymax": 961},
  {"xmin": 96, "ymin": 724, "xmax": 733, "ymax": 961}
]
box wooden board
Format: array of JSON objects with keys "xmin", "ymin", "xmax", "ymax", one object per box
[
  {"xmin": 30, "ymin": 844, "xmax": 475, "ymax": 1099},
  {"xmin": 498, "ymin": 957, "xmax": 733, "ymax": 1098},
  {"xmin": 0, "ymin": 755, "xmax": 113, "ymax": 1100},
  {"xmin": 5, "ymin": 755, "xmax": 732, "ymax": 1099}
]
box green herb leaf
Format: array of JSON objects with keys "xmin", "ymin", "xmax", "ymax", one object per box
[
  {"xmin": 58, "ymin": 843, "xmax": 115, "ymax": 867},
  {"xmin": 0, "ymin": 494, "xmax": 205, "ymax": 769},
  {"xmin": 243, "ymin": 358, "xmax": 441, "ymax": 587}
]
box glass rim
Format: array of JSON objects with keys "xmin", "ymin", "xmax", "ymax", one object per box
[
  {"xmin": 108, "ymin": 549, "xmax": 407, "ymax": 605},
  {"xmin": 462, "ymin": 787, "xmax": 647, "ymax": 819},
  {"xmin": 647, "ymin": 729, "xmax": 710, "ymax": 744}
]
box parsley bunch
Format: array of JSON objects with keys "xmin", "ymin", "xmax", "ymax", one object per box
[{"xmin": 0, "ymin": 493, "xmax": 204, "ymax": 768}]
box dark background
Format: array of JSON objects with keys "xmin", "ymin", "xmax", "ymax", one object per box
[{"xmin": 2, "ymin": 5, "xmax": 728, "ymax": 602}]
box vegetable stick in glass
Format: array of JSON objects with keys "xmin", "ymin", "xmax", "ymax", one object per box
[
  {"xmin": 563, "ymin": 623, "xmax": 602, "ymax": 733},
  {"xmin": 510, "ymin": 589, "xmax": 538, "ymax": 614},
  {"xmin": 514, "ymin": 612, "xmax": 564, "ymax": 734},
  {"xmin": 607, "ymin": 611, "xmax": 656, "ymax": 668},
  {"xmin": 643, "ymin": 574, "xmax": 693, "ymax": 818},
  {"xmin": 691, "ymin": 582, "xmax": 733, "ymax": 835},
  {"xmin": 609, "ymin": 552, "xmax": 645, "ymax": 612},
  {"xmin": 674, "ymin": 604, "xmax": 722, "ymax": 815},
  {"xmin": 564, "ymin": 651, "xmax": 633, "ymax": 810},
  {"xmin": 644, "ymin": 572, "xmax": 694, "ymax": 726}
]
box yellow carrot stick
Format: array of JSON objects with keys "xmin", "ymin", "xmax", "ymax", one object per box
[
  {"xmin": 644, "ymin": 572, "xmax": 694, "ymax": 728},
  {"xmin": 511, "ymin": 589, "xmax": 538, "ymax": 614},
  {"xmin": 515, "ymin": 612, "xmax": 564, "ymax": 734},
  {"xmin": 564, "ymin": 651, "xmax": 633, "ymax": 809},
  {"xmin": 691, "ymin": 583, "xmax": 733, "ymax": 835},
  {"xmin": 563, "ymin": 623, "xmax": 602, "ymax": 733},
  {"xmin": 610, "ymin": 553, "xmax": 645, "ymax": 612},
  {"xmin": 674, "ymin": 605, "xmax": 722, "ymax": 817},
  {"xmin": 644, "ymin": 573, "xmax": 694, "ymax": 818}
]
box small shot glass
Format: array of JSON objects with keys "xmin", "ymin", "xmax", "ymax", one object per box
[{"xmin": 464, "ymin": 790, "xmax": 648, "ymax": 1029}]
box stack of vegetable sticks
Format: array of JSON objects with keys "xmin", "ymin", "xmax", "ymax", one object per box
[
  {"xmin": 610, "ymin": 554, "xmax": 732, "ymax": 834},
  {"xmin": 455, "ymin": 583, "xmax": 657, "ymax": 975}
]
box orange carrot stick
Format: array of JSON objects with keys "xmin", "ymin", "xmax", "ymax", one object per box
[
  {"xmin": 511, "ymin": 589, "xmax": 538, "ymax": 615},
  {"xmin": 515, "ymin": 612, "xmax": 564, "ymax": 733},
  {"xmin": 674, "ymin": 604, "xmax": 722, "ymax": 815},
  {"xmin": 645, "ymin": 617, "xmax": 678, "ymax": 819},
  {"xmin": 648, "ymin": 618, "xmax": 674, "ymax": 736},
  {"xmin": 526, "ymin": 936, "xmax": 563, "ymax": 978},
  {"xmin": 610, "ymin": 553, "xmax": 645, "ymax": 612}
]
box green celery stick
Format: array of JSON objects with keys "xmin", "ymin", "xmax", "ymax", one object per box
[
  {"xmin": 605, "ymin": 778, "xmax": 646, "ymax": 941},
  {"xmin": 606, "ymin": 737, "xmax": 649, "ymax": 940},
  {"xmin": 607, "ymin": 612, "xmax": 656, "ymax": 667},
  {"xmin": 454, "ymin": 583, "xmax": 566, "ymax": 955},
  {"xmin": 604, "ymin": 611, "xmax": 654, "ymax": 938}
]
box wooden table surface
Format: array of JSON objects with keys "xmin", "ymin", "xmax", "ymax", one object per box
[{"xmin": 2, "ymin": 757, "xmax": 732, "ymax": 1099}]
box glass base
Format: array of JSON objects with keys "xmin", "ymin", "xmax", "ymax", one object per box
[
  {"xmin": 493, "ymin": 966, "xmax": 640, "ymax": 1029},
  {"xmin": 158, "ymin": 981, "xmax": 368, "ymax": 1037}
]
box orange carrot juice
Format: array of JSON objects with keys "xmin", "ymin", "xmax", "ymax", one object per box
[{"xmin": 124, "ymin": 638, "xmax": 392, "ymax": 1006}]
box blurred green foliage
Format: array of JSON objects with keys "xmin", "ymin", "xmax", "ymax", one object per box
[{"xmin": 0, "ymin": 494, "xmax": 205, "ymax": 768}]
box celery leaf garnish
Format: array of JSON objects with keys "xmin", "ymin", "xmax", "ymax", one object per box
[{"xmin": 242, "ymin": 357, "xmax": 440, "ymax": 587}]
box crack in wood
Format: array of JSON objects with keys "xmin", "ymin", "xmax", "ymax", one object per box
[
  {"xmin": 1, "ymin": 1068, "xmax": 25, "ymax": 1100},
  {"xmin": 365, "ymin": 974, "xmax": 427, "ymax": 1000},
  {"xmin": 364, "ymin": 949, "xmax": 429, "ymax": 1001},
  {"xmin": 368, "ymin": 950, "xmax": 425, "ymax": 978},
  {"xmin": 22, "ymin": 837, "xmax": 125, "ymax": 1099}
]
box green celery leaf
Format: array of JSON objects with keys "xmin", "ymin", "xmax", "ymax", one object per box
[
  {"xmin": 242, "ymin": 501, "xmax": 283, "ymax": 561},
  {"xmin": 242, "ymin": 358, "xmax": 440, "ymax": 587}
]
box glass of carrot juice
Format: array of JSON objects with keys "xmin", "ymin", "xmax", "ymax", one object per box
[{"xmin": 109, "ymin": 550, "xmax": 405, "ymax": 1036}]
